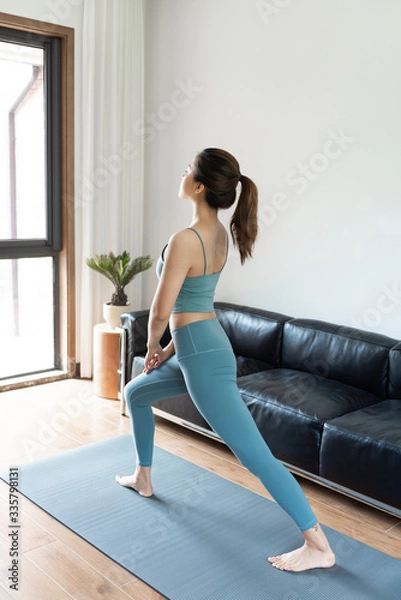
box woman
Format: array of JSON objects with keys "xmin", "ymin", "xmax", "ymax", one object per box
[{"xmin": 116, "ymin": 148, "xmax": 335, "ymax": 572}]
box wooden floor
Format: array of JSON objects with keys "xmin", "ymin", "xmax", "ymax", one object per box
[{"xmin": 0, "ymin": 379, "xmax": 400, "ymax": 599}]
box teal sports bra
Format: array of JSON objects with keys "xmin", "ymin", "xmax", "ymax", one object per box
[{"xmin": 156, "ymin": 228, "xmax": 228, "ymax": 313}]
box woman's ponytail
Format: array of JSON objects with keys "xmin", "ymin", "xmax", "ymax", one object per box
[
  {"xmin": 230, "ymin": 175, "xmax": 258, "ymax": 264},
  {"xmin": 193, "ymin": 148, "xmax": 258, "ymax": 264}
]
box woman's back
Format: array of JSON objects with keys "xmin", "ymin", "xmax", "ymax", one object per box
[{"xmin": 185, "ymin": 222, "xmax": 228, "ymax": 277}]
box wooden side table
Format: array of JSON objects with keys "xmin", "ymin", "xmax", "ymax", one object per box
[{"xmin": 93, "ymin": 323, "xmax": 122, "ymax": 399}]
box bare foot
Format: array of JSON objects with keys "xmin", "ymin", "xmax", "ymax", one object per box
[
  {"xmin": 268, "ymin": 524, "xmax": 335, "ymax": 572},
  {"xmin": 115, "ymin": 473, "xmax": 153, "ymax": 497}
]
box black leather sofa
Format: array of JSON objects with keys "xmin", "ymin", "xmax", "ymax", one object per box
[{"xmin": 120, "ymin": 302, "xmax": 401, "ymax": 518}]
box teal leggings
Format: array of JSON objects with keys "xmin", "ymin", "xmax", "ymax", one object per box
[{"xmin": 124, "ymin": 319, "xmax": 317, "ymax": 532}]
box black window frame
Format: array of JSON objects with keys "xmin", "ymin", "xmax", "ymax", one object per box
[
  {"xmin": 0, "ymin": 26, "xmax": 62, "ymax": 257},
  {"xmin": 0, "ymin": 26, "xmax": 62, "ymax": 376}
]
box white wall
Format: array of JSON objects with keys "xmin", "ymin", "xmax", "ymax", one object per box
[
  {"xmin": 143, "ymin": 0, "xmax": 401, "ymax": 339},
  {"xmin": 0, "ymin": 0, "xmax": 83, "ymax": 23},
  {"xmin": 1, "ymin": 0, "xmax": 400, "ymax": 340}
]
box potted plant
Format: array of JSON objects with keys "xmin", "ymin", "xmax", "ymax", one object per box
[{"xmin": 86, "ymin": 251, "xmax": 153, "ymax": 329}]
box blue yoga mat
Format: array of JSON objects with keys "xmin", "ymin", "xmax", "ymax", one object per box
[{"xmin": 2, "ymin": 435, "xmax": 400, "ymax": 599}]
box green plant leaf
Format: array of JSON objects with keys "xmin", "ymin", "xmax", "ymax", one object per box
[{"xmin": 86, "ymin": 252, "xmax": 153, "ymax": 305}]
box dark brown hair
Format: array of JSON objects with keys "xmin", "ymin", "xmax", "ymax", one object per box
[{"xmin": 193, "ymin": 148, "xmax": 258, "ymax": 264}]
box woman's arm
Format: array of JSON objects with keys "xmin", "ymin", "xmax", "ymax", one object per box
[{"xmin": 144, "ymin": 230, "xmax": 194, "ymax": 372}]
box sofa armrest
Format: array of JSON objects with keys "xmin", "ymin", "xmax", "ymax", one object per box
[{"xmin": 120, "ymin": 310, "xmax": 149, "ymax": 382}]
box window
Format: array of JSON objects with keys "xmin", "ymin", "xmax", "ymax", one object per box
[{"xmin": 0, "ymin": 15, "xmax": 75, "ymax": 386}]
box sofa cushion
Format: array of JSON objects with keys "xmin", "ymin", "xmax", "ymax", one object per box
[
  {"xmin": 389, "ymin": 342, "xmax": 401, "ymax": 399},
  {"xmin": 235, "ymin": 356, "xmax": 275, "ymax": 377},
  {"xmin": 215, "ymin": 302, "xmax": 291, "ymax": 370},
  {"xmin": 320, "ymin": 400, "xmax": 401, "ymax": 510},
  {"xmin": 238, "ymin": 369, "xmax": 381, "ymax": 474},
  {"xmin": 282, "ymin": 319, "xmax": 397, "ymax": 398}
]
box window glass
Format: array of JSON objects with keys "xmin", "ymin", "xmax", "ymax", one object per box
[
  {"xmin": 0, "ymin": 41, "xmax": 46, "ymax": 241},
  {"xmin": 0, "ymin": 257, "xmax": 55, "ymax": 379}
]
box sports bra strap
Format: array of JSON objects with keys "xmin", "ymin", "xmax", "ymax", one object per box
[{"xmin": 187, "ymin": 227, "xmax": 207, "ymax": 275}]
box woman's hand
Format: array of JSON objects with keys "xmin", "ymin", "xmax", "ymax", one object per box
[
  {"xmin": 143, "ymin": 344, "xmax": 164, "ymax": 374},
  {"xmin": 143, "ymin": 340, "xmax": 175, "ymax": 374}
]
